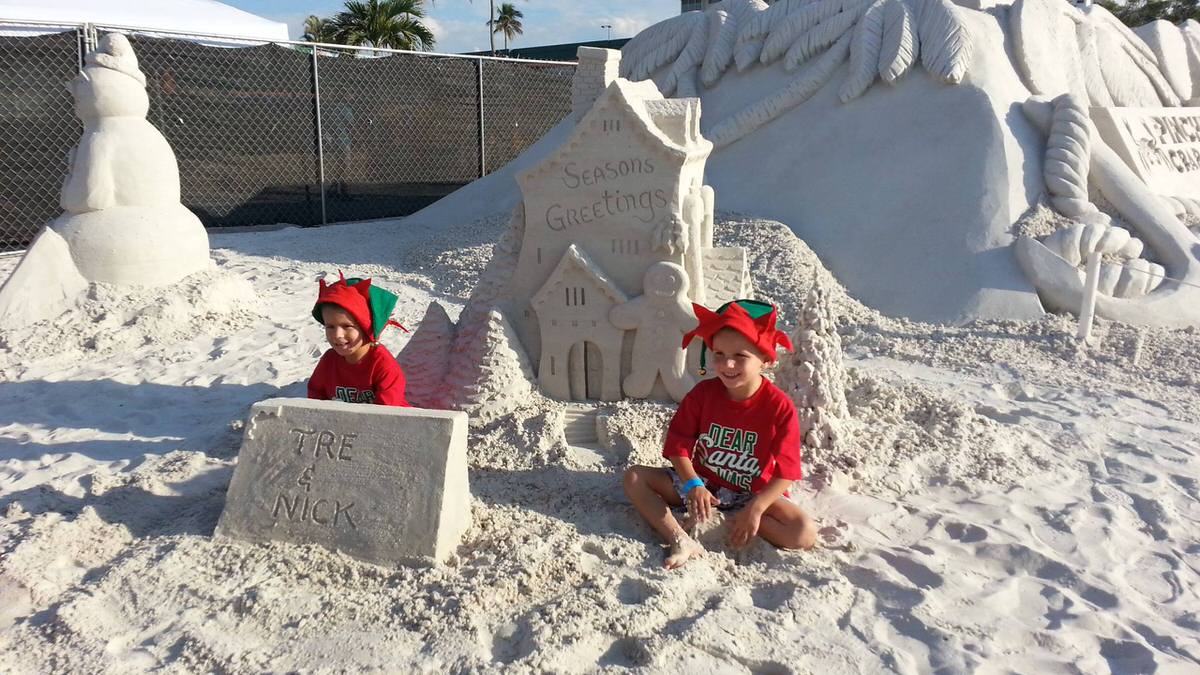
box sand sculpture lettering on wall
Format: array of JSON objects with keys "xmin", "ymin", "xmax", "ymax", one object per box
[
  {"xmin": 0, "ymin": 33, "xmax": 210, "ymax": 329},
  {"xmin": 510, "ymin": 78, "xmax": 752, "ymax": 403},
  {"xmin": 1091, "ymin": 107, "xmax": 1200, "ymax": 203},
  {"xmin": 406, "ymin": 75, "xmax": 751, "ymax": 407}
]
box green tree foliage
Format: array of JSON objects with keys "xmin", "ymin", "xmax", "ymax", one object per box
[
  {"xmin": 331, "ymin": 0, "xmax": 436, "ymax": 51},
  {"xmin": 491, "ymin": 3, "xmax": 525, "ymax": 52},
  {"xmin": 301, "ymin": 15, "xmax": 338, "ymax": 43},
  {"xmin": 1095, "ymin": 0, "xmax": 1199, "ymax": 26}
]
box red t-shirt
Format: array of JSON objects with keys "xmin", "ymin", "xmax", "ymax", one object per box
[
  {"xmin": 662, "ymin": 377, "xmax": 802, "ymax": 494},
  {"xmin": 307, "ymin": 344, "xmax": 409, "ymax": 406}
]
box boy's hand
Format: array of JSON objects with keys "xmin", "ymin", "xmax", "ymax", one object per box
[
  {"xmin": 728, "ymin": 505, "xmax": 764, "ymax": 548},
  {"xmin": 687, "ymin": 486, "xmax": 720, "ymax": 523}
]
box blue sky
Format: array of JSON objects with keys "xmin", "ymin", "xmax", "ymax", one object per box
[{"xmin": 230, "ymin": 1, "xmax": 681, "ymax": 53}]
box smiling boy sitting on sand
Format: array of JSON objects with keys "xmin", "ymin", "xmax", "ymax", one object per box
[
  {"xmin": 622, "ymin": 299, "xmax": 818, "ymax": 569},
  {"xmin": 308, "ymin": 273, "xmax": 409, "ymax": 407}
]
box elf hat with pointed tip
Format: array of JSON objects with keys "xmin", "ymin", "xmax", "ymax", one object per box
[
  {"xmin": 681, "ymin": 299, "xmax": 793, "ymax": 374},
  {"xmin": 313, "ymin": 272, "xmax": 408, "ymax": 343}
]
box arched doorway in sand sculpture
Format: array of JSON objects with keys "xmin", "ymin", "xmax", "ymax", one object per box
[{"xmin": 567, "ymin": 340, "xmax": 605, "ymax": 401}]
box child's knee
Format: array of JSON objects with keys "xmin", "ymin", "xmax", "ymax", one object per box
[
  {"xmin": 622, "ymin": 466, "xmax": 646, "ymax": 493},
  {"xmin": 796, "ymin": 524, "xmax": 818, "ymax": 550}
]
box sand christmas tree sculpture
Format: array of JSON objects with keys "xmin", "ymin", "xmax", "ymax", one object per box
[
  {"xmin": 440, "ymin": 308, "xmax": 537, "ymax": 422},
  {"xmin": 398, "ymin": 301, "xmax": 455, "ymax": 408},
  {"xmin": 776, "ymin": 276, "xmax": 848, "ymax": 454},
  {"xmin": 0, "ymin": 33, "xmax": 210, "ymax": 330}
]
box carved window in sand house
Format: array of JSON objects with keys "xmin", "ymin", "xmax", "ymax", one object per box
[
  {"xmin": 564, "ymin": 287, "xmax": 586, "ymax": 306},
  {"xmin": 611, "ymin": 239, "xmax": 640, "ymax": 255}
]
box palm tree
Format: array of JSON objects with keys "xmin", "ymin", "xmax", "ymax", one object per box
[
  {"xmin": 332, "ymin": 0, "xmax": 436, "ymax": 51},
  {"xmin": 301, "ymin": 15, "xmax": 338, "ymax": 43},
  {"xmin": 491, "ymin": 3, "xmax": 524, "ymax": 53}
]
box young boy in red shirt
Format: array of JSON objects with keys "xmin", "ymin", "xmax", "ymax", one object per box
[
  {"xmin": 308, "ymin": 273, "xmax": 409, "ymax": 406},
  {"xmin": 623, "ymin": 299, "xmax": 818, "ymax": 569}
]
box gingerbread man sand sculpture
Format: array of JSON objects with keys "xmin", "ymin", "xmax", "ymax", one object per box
[{"xmin": 609, "ymin": 262, "xmax": 698, "ymax": 402}]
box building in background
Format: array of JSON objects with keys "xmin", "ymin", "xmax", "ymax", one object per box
[{"xmin": 467, "ymin": 38, "xmax": 629, "ymax": 61}]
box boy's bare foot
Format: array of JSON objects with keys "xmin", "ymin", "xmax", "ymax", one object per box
[{"xmin": 664, "ymin": 533, "xmax": 704, "ymax": 570}]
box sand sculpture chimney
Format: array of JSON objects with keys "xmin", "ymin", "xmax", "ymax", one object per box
[{"xmin": 571, "ymin": 47, "xmax": 622, "ymax": 122}]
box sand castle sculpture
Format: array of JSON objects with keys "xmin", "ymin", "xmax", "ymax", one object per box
[
  {"xmin": 606, "ymin": 0, "xmax": 1200, "ymax": 327},
  {"xmin": 0, "ymin": 34, "xmax": 210, "ymax": 329},
  {"xmin": 403, "ymin": 74, "xmax": 755, "ymax": 410}
]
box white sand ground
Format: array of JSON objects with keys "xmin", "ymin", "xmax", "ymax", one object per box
[{"xmin": 1, "ymin": 213, "xmax": 1199, "ymax": 673}]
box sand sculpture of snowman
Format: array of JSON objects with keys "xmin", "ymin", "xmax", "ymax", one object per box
[
  {"xmin": 403, "ymin": 74, "xmax": 754, "ymax": 410},
  {"xmin": 0, "ymin": 33, "xmax": 210, "ymax": 328}
]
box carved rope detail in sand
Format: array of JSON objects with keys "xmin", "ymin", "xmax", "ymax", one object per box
[
  {"xmin": 1044, "ymin": 94, "xmax": 1109, "ymax": 227},
  {"xmin": 620, "ymin": 0, "xmax": 973, "ymax": 147},
  {"xmin": 1018, "ymin": 97, "xmax": 1200, "ymax": 327}
]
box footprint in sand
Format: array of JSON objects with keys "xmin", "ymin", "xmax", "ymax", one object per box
[
  {"xmin": 1125, "ymin": 552, "xmax": 1182, "ymax": 604},
  {"xmin": 842, "ymin": 565, "xmax": 925, "ymax": 611},
  {"xmin": 878, "ymin": 550, "xmax": 944, "ymax": 590},
  {"xmin": 489, "ymin": 616, "xmax": 535, "ymax": 665},
  {"xmin": 750, "ymin": 582, "xmax": 797, "ymax": 611},
  {"xmin": 1102, "ymin": 456, "xmax": 1157, "ymax": 485},
  {"xmin": 943, "ymin": 520, "xmax": 987, "ymax": 543},
  {"xmin": 615, "ymin": 577, "xmax": 655, "ymax": 605},
  {"xmin": 598, "ymin": 636, "xmax": 653, "ymax": 668}
]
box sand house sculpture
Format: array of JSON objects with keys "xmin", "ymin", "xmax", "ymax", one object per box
[{"xmin": 403, "ymin": 75, "xmax": 753, "ymax": 409}]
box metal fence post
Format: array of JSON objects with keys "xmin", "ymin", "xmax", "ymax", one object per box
[
  {"xmin": 477, "ymin": 57, "xmax": 486, "ymax": 178},
  {"xmin": 311, "ymin": 48, "xmax": 327, "ymax": 226},
  {"xmin": 76, "ymin": 27, "xmax": 85, "ymax": 69}
]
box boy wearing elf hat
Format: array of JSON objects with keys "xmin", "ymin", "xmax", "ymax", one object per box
[
  {"xmin": 622, "ymin": 299, "xmax": 817, "ymax": 569},
  {"xmin": 308, "ymin": 273, "xmax": 409, "ymax": 407}
]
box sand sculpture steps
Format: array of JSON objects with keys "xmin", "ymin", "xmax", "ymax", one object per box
[{"xmin": 562, "ymin": 404, "xmax": 601, "ymax": 447}]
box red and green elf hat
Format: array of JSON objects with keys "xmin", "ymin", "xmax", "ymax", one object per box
[
  {"xmin": 681, "ymin": 299, "xmax": 793, "ymax": 374},
  {"xmin": 312, "ymin": 272, "xmax": 408, "ymax": 342}
]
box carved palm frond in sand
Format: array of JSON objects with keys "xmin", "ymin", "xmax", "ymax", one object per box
[{"xmin": 619, "ymin": 0, "xmax": 978, "ymax": 148}]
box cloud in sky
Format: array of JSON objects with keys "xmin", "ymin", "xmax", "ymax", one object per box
[{"xmin": 236, "ymin": 0, "xmax": 679, "ymax": 53}]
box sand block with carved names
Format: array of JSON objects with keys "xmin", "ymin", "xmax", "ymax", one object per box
[{"xmin": 215, "ymin": 398, "xmax": 471, "ymax": 566}]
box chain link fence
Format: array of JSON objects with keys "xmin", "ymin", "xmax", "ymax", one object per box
[
  {"xmin": 0, "ymin": 29, "xmax": 82, "ymax": 251},
  {"xmin": 0, "ymin": 23, "xmax": 576, "ymax": 252}
]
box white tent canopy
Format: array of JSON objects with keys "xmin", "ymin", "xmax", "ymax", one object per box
[{"xmin": 0, "ymin": 0, "xmax": 290, "ymax": 42}]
